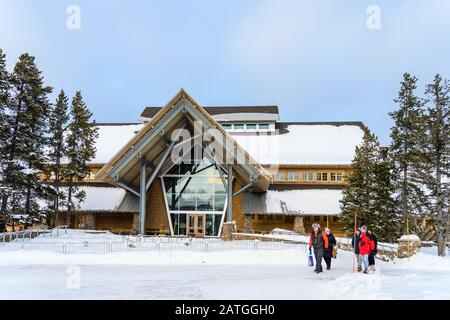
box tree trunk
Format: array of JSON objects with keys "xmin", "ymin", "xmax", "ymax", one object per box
[
  {"xmin": 54, "ymin": 168, "xmax": 60, "ymax": 227},
  {"xmin": 402, "ymin": 166, "xmax": 408, "ymax": 235},
  {"xmin": 66, "ymin": 179, "xmax": 72, "ymax": 227},
  {"xmin": 436, "ymin": 163, "xmax": 446, "ymax": 256}
]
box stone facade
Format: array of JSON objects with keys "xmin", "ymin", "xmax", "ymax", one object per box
[
  {"xmin": 293, "ymin": 216, "xmax": 306, "ymax": 234},
  {"xmin": 221, "ymin": 222, "xmax": 237, "ymax": 241},
  {"xmin": 243, "ymin": 214, "xmax": 253, "ymax": 233},
  {"xmin": 397, "ymin": 235, "xmax": 421, "ymax": 258}
]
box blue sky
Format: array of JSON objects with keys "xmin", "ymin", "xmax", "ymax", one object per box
[{"xmin": 1, "ymin": 0, "xmax": 449, "ymax": 145}]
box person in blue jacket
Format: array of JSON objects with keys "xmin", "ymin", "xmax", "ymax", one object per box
[{"xmin": 351, "ymin": 228, "xmax": 362, "ymax": 272}]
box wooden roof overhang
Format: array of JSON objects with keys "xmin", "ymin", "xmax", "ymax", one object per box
[{"xmin": 96, "ymin": 89, "xmax": 271, "ymax": 192}]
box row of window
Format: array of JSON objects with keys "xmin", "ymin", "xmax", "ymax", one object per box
[
  {"xmin": 274, "ymin": 171, "xmax": 344, "ymax": 182},
  {"xmin": 221, "ymin": 123, "xmax": 270, "ymax": 131},
  {"xmin": 250, "ymin": 215, "xmax": 339, "ymax": 222}
]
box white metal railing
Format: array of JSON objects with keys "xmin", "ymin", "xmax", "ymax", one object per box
[
  {"xmin": 0, "ymin": 225, "xmax": 68, "ymax": 243},
  {"xmin": 0, "ymin": 238, "xmax": 307, "ymax": 255}
]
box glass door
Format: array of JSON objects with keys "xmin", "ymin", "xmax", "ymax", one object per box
[{"xmin": 187, "ymin": 214, "xmax": 206, "ymax": 238}]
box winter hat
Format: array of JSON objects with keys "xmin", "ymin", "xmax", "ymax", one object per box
[
  {"xmin": 361, "ymin": 225, "xmax": 367, "ymax": 232},
  {"xmin": 312, "ymin": 223, "xmax": 320, "ymax": 229}
]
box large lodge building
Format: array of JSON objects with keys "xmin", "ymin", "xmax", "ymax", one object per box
[{"xmin": 52, "ymin": 90, "xmax": 365, "ymax": 237}]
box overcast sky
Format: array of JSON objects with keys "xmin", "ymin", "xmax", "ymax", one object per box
[{"xmin": 1, "ymin": 0, "xmax": 449, "ymax": 145}]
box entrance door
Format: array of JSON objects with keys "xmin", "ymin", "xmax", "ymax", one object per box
[{"xmin": 187, "ymin": 214, "xmax": 206, "ymax": 237}]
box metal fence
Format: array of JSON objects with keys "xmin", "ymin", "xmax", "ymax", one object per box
[{"xmin": 0, "ymin": 237, "xmax": 307, "ymax": 255}]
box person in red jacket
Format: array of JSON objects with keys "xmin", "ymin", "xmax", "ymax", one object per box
[
  {"xmin": 309, "ymin": 223, "xmax": 329, "ymax": 273},
  {"xmin": 359, "ymin": 225, "xmax": 375, "ymax": 274}
]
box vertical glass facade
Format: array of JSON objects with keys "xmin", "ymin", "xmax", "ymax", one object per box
[{"xmin": 162, "ymin": 157, "xmax": 227, "ymax": 237}]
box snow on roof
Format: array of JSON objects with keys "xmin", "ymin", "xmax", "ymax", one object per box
[
  {"xmin": 39, "ymin": 186, "xmax": 138, "ymax": 212},
  {"xmin": 89, "ymin": 123, "xmax": 363, "ymax": 166},
  {"xmin": 243, "ymin": 189, "xmax": 343, "ymax": 215},
  {"xmin": 92, "ymin": 124, "xmax": 144, "ymax": 164},
  {"xmin": 233, "ymin": 124, "xmax": 364, "ymax": 165},
  {"xmin": 266, "ymin": 189, "xmax": 343, "ymax": 215}
]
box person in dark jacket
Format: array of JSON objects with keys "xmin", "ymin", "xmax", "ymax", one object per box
[
  {"xmin": 351, "ymin": 228, "xmax": 362, "ymax": 272},
  {"xmin": 323, "ymin": 227, "xmax": 337, "ymax": 270},
  {"xmin": 367, "ymin": 230, "xmax": 378, "ymax": 271},
  {"xmin": 309, "ymin": 223, "xmax": 329, "ymax": 273}
]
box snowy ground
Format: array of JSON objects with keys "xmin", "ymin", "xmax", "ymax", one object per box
[{"xmin": 0, "ymin": 230, "xmax": 449, "ymax": 300}]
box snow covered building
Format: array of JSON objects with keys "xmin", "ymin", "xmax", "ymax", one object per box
[{"xmin": 55, "ymin": 90, "xmax": 365, "ymax": 237}]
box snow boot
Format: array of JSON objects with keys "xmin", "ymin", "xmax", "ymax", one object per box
[
  {"xmin": 363, "ymin": 268, "xmax": 369, "ymax": 274},
  {"xmin": 357, "ymin": 266, "xmax": 362, "ymax": 272},
  {"xmin": 326, "ymin": 266, "xmax": 330, "ymax": 270}
]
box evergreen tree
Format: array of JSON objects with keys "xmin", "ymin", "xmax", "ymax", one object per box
[
  {"xmin": 371, "ymin": 147, "xmax": 401, "ymax": 242},
  {"xmin": 1, "ymin": 54, "xmax": 52, "ymax": 219},
  {"xmin": 340, "ymin": 129, "xmax": 400, "ymax": 242},
  {"xmin": 47, "ymin": 90, "xmax": 70, "ymax": 226},
  {"xmin": 63, "ymin": 91, "xmax": 98, "ymax": 226},
  {"xmin": 422, "ymin": 74, "xmax": 449, "ymax": 256},
  {"xmin": 389, "ymin": 73, "xmax": 427, "ymax": 235},
  {"xmin": 0, "ymin": 49, "xmax": 10, "ymax": 229}
]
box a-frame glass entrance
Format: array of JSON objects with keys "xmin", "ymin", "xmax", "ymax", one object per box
[{"xmin": 161, "ymin": 156, "xmax": 227, "ymax": 237}]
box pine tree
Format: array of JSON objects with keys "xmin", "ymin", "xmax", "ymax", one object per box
[
  {"xmin": 371, "ymin": 147, "xmax": 401, "ymax": 242},
  {"xmin": 422, "ymin": 74, "xmax": 449, "ymax": 256},
  {"xmin": 340, "ymin": 129, "xmax": 378, "ymax": 232},
  {"xmin": 389, "ymin": 73, "xmax": 427, "ymax": 235},
  {"xmin": 0, "ymin": 49, "xmax": 10, "ymax": 229},
  {"xmin": 340, "ymin": 129, "xmax": 400, "ymax": 242},
  {"xmin": 46, "ymin": 90, "xmax": 70, "ymax": 227},
  {"xmin": 63, "ymin": 91, "xmax": 98, "ymax": 226},
  {"xmin": 1, "ymin": 53, "xmax": 52, "ymax": 219}
]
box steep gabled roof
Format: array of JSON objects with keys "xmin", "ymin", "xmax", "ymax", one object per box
[{"xmin": 97, "ymin": 89, "xmax": 272, "ymax": 191}]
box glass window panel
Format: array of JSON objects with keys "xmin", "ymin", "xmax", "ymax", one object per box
[
  {"xmin": 222, "ymin": 124, "xmax": 232, "ymax": 130},
  {"xmin": 214, "ymin": 195, "xmax": 226, "ymax": 212},
  {"xmin": 179, "ymin": 214, "xmax": 187, "ymax": 235},
  {"xmin": 196, "ymin": 178, "xmax": 214, "ymax": 194},
  {"xmin": 302, "ymin": 172, "xmax": 313, "ymax": 181},
  {"xmin": 212, "ymin": 178, "xmax": 226, "ymax": 194},
  {"xmin": 274, "ymin": 172, "xmax": 286, "ymax": 181},
  {"xmin": 214, "ymin": 215, "xmax": 222, "ymax": 236},
  {"xmin": 258, "ymin": 123, "xmax": 269, "ymax": 130},
  {"xmin": 246, "ymin": 124, "xmax": 257, "ymax": 130},
  {"xmin": 234, "ymin": 123, "xmax": 244, "ymax": 130},
  {"xmin": 163, "ymin": 177, "xmax": 179, "ymax": 193},
  {"xmin": 179, "ymin": 194, "xmax": 196, "ymax": 211},
  {"xmin": 196, "ymin": 194, "xmax": 214, "ymax": 211},
  {"xmin": 177, "ymin": 177, "xmax": 196, "ymax": 194},
  {"xmin": 166, "ymin": 193, "xmax": 180, "ymax": 211},
  {"xmin": 166, "ymin": 165, "xmax": 180, "ymax": 175},
  {"xmin": 171, "ymin": 214, "xmax": 179, "ymax": 235},
  {"xmin": 287, "ymin": 172, "xmax": 299, "ymax": 181},
  {"xmin": 205, "ymin": 215, "xmax": 214, "ymax": 236}
]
